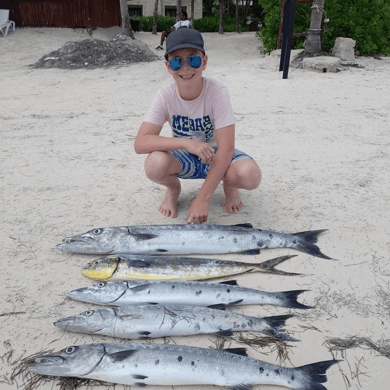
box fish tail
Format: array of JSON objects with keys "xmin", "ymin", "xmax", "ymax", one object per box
[
  {"xmin": 262, "ymin": 314, "xmax": 296, "ymax": 341},
  {"xmin": 295, "ymin": 360, "xmax": 339, "ymax": 390},
  {"xmin": 254, "ymin": 255, "xmax": 301, "ymax": 276},
  {"xmin": 279, "ymin": 290, "xmax": 312, "ymax": 310},
  {"xmin": 293, "ymin": 230, "xmax": 332, "ymax": 259}
]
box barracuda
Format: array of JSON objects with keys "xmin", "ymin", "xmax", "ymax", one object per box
[
  {"xmin": 68, "ymin": 280, "xmax": 311, "ymax": 310},
  {"xmin": 54, "ymin": 304, "xmax": 295, "ymax": 341},
  {"xmin": 57, "ymin": 223, "xmax": 331, "ymax": 259},
  {"xmin": 81, "ymin": 254, "xmax": 300, "ymax": 281},
  {"xmin": 28, "ymin": 342, "xmax": 338, "ymax": 390}
]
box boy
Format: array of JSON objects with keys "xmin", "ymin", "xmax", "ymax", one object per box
[
  {"xmin": 134, "ymin": 29, "xmax": 261, "ymax": 224},
  {"xmin": 156, "ymin": 11, "xmax": 191, "ymax": 50}
]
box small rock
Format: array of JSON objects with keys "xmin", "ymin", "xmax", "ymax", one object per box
[
  {"xmin": 302, "ymin": 56, "xmax": 341, "ymax": 73},
  {"xmin": 332, "ymin": 37, "xmax": 356, "ymax": 61}
]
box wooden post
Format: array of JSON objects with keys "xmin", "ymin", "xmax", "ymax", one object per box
[
  {"xmin": 218, "ymin": 0, "xmax": 224, "ymax": 34},
  {"xmin": 305, "ymin": 0, "xmax": 324, "ymax": 53},
  {"xmin": 176, "ymin": 0, "xmax": 182, "ymax": 22}
]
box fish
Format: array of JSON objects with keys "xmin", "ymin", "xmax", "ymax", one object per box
[
  {"xmin": 68, "ymin": 280, "xmax": 311, "ymax": 310},
  {"xmin": 57, "ymin": 223, "xmax": 331, "ymax": 258},
  {"xmin": 28, "ymin": 342, "xmax": 338, "ymax": 389},
  {"xmin": 82, "ymin": 254, "xmax": 301, "ymax": 281},
  {"xmin": 54, "ymin": 304, "xmax": 295, "ymax": 341}
]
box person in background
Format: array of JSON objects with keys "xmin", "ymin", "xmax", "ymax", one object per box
[{"xmin": 156, "ymin": 11, "xmax": 191, "ymax": 50}]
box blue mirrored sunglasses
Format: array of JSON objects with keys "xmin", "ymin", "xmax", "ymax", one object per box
[{"xmin": 169, "ymin": 55, "xmax": 203, "ymax": 71}]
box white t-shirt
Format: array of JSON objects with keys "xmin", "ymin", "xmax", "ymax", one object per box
[
  {"xmin": 144, "ymin": 78, "xmax": 235, "ymax": 148},
  {"xmin": 174, "ymin": 20, "xmax": 191, "ymax": 29}
]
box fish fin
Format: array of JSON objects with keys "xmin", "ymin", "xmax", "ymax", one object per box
[
  {"xmin": 262, "ymin": 314, "xmax": 297, "ymax": 341},
  {"xmin": 216, "ymin": 329, "xmax": 234, "ymax": 337},
  {"xmin": 138, "ymin": 331, "xmax": 151, "ymax": 336},
  {"xmin": 232, "ymin": 384, "xmax": 253, "ymax": 390},
  {"xmin": 219, "ymin": 280, "xmax": 238, "ymax": 286},
  {"xmin": 129, "ymin": 284, "xmax": 151, "ymax": 292},
  {"xmin": 156, "ymin": 249, "xmax": 168, "ymax": 252},
  {"xmin": 292, "ymin": 230, "xmax": 332, "ymax": 259},
  {"xmin": 223, "ymin": 348, "xmax": 248, "ymax": 357},
  {"xmin": 207, "ymin": 304, "xmax": 227, "ymax": 310},
  {"xmin": 279, "ymin": 290, "xmax": 312, "ymax": 310},
  {"xmin": 227, "ymin": 299, "xmax": 244, "ymax": 306},
  {"xmin": 146, "ymin": 302, "xmax": 159, "ymax": 305},
  {"xmin": 134, "ymin": 383, "xmax": 147, "ymax": 387},
  {"xmin": 108, "ymin": 349, "xmax": 137, "ymax": 362},
  {"xmin": 240, "ymin": 248, "xmax": 261, "ymax": 255},
  {"xmin": 133, "ymin": 375, "xmax": 148, "ymax": 380},
  {"xmin": 254, "ymin": 255, "xmax": 302, "ymax": 276},
  {"xmin": 128, "ymin": 227, "xmax": 158, "ymax": 241},
  {"xmin": 296, "ymin": 360, "xmax": 340, "ymax": 389},
  {"xmin": 232, "ymin": 223, "xmax": 254, "ymax": 229}
]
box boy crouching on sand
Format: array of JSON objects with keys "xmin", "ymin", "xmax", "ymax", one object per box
[{"xmin": 134, "ymin": 29, "xmax": 261, "ymax": 224}]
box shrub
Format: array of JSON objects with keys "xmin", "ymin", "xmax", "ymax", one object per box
[
  {"xmin": 193, "ymin": 15, "xmax": 248, "ymax": 32},
  {"xmin": 257, "ymin": 0, "xmax": 390, "ymax": 55},
  {"xmin": 131, "ymin": 15, "xmax": 176, "ymax": 32}
]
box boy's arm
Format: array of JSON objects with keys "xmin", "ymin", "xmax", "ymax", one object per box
[
  {"xmin": 187, "ymin": 124, "xmax": 235, "ymax": 224},
  {"xmin": 134, "ymin": 121, "xmax": 214, "ymax": 163}
]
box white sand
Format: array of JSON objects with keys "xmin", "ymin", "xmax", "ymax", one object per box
[{"xmin": 1, "ymin": 27, "xmax": 390, "ymax": 389}]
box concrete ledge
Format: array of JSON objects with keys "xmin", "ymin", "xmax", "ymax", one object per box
[{"xmin": 302, "ymin": 56, "xmax": 341, "ymax": 72}]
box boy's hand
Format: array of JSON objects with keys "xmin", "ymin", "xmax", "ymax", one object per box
[
  {"xmin": 187, "ymin": 197, "xmax": 209, "ymax": 224},
  {"xmin": 185, "ymin": 139, "xmax": 214, "ymax": 164}
]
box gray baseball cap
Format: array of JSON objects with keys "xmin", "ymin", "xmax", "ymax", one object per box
[{"xmin": 165, "ymin": 29, "xmax": 205, "ymax": 59}]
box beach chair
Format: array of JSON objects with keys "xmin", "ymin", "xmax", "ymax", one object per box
[{"xmin": 0, "ymin": 9, "xmax": 15, "ymax": 37}]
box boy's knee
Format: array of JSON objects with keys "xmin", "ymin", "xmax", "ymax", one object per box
[
  {"xmin": 144, "ymin": 151, "xmax": 172, "ymax": 180},
  {"xmin": 227, "ymin": 160, "xmax": 261, "ymax": 190}
]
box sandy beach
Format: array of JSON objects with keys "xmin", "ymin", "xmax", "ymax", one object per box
[{"xmin": 1, "ymin": 27, "xmax": 390, "ymax": 389}]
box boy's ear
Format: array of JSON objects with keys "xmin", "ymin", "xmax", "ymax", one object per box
[{"xmin": 202, "ymin": 54, "xmax": 208, "ymax": 70}]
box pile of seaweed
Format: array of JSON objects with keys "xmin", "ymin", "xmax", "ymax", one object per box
[{"xmin": 30, "ymin": 35, "xmax": 159, "ymax": 70}]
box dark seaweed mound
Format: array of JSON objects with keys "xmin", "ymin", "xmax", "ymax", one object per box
[{"xmin": 31, "ymin": 35, "xmax": 159, "ymax": 70}]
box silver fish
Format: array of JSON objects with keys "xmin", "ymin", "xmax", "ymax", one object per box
[
  {"xmin": 81, "ymin": 254, "xmax": 301, "ymax": 281},
  {"xmin": 54, "ymin": 304, "xmax": 295, "ymax": 341},
  {"xmin": 57, "ymin": 223, "xmax": 331, "ymax": 258},
  {"xmin": 28, "ymin": 342, "xmax": 338, "ymax": 389},
  {"xmin": 68, "ymin": 280, "xmax": 311, "ymax": 310}
]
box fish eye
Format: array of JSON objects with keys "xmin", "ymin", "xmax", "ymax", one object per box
[
  {"xmin": 92, "ymin": 229, "xmax": 102, "ymax": 235},
  {"xmin": 65, "ymin": 346, "xmax": 77, "ymax": 354},
  {"xmin": 83, "ymin": 311, "xmax": 94, "ymax": 316},
  {"xmin": 97, "ymin": 282, "xmax": 106, "ymax": 288}
]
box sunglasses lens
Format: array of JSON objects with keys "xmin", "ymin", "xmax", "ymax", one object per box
[
  {"xmin": 188, "ymin": 55, "xmax": 202, "ymax": 69},
  {"xmin": 169, "ymin": 57, "xmax": 183, "ymax": 71}
]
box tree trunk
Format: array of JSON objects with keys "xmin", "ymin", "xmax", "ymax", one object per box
[
  {"xmin": 218, "ymin": 0, "xmax": 224, "ymax": 34},
  {"xmin": 235, "ymin": 0, "xmax": 239, "ymax": 32},
  {"xmin": 176, "ymin": 0, "xmax": 182, "ymax": 22},
  {"xmin": 191, "ymin": 0, "xmax": 195, "ymax": 21},
  {"xmin": 119, "ymin": 0, "xmax": 134, "ymax": 39},
  {"xmin": 152, "ymin": 0, "xmax": 159, "ymax": 35},
  {"xmin": 305, "ymin": 0, "xmax": 324, "ymax": 53}
]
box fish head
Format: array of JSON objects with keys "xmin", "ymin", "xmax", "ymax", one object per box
[
  {"xmin": 54, "ymin": 308, "xmax": 115, "ymax": 333},
  {"xmin": 28, "ymin": 344, "xmax": 106, "ymax": 377},
  {"xmin": 57, "ymin": 227, "xmax": 128, "ymax": 254},
  {"xmin": 82, "ymin": 256, "xmax": 120, "ymax": 281},
  {"xmin": 68, "ymin": 281, "xmax": 128, "ymax": 305}
]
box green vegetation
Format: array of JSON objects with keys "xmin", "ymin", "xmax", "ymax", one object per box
[
  {"xmin": 257, "ymin": 0, "xmax": 390, "ymax": 55},
  {"xmin": 131, "ymin": 15, "xmax": 176, "ymax": 32}
]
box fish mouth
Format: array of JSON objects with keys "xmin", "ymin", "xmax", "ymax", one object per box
[{"xmin": 29, "ymin": 355, "xmax": 65, "ymax": 372}]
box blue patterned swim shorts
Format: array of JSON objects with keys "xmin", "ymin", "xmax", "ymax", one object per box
[{"xmin": 170, "ymin": 147, "xmax": 253, "ymax": 179}]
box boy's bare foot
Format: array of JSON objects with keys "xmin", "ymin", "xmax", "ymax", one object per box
[
  {"xmin": 158, "ymin": 181, "xmax": 181, "ymax": 218},
  {"xmin": 223, "ymin": 182, "xmax": 244, "ymax": 213}
]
